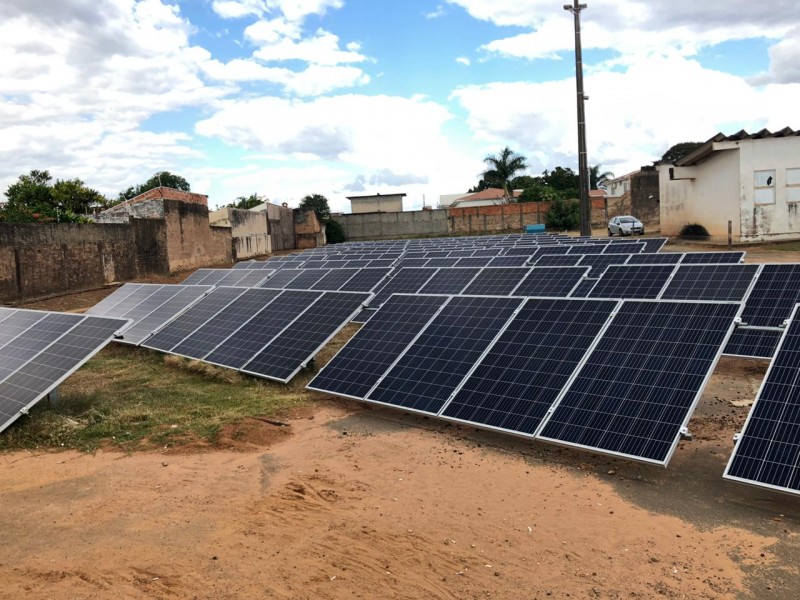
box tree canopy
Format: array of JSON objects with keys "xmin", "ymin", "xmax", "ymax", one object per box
[
  {"xmin": 299, "ymin": 193, "xmax": 332, "ymax": 223},
  {"xmin": 228, "ymin": 193, "xmax": 264, "ymax": 210},
  {"xmin": 1, "ymin": 170, "xmax": 107, "ymax": 223},
  {"xmin": 482, "ymin": 147, "xmax": 528, "ymax": 203},
  {"xmin": 661, "ymin": 142, "xmax": 704, "ymax": 164},
  {"xmin": 118, "ymin": 171, "xmax": 191, "ymax": 202}
]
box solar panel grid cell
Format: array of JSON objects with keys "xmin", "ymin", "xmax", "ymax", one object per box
[
  {"xmin": 462, "ymin": 267, "xmax": 531, "ymax": 296},
  {"xmin": 659, "ymin": 264, "xmax": 760, "ymax": 302},
  {"xmin": 512, "ymin": 267, "xmax": 590, "ymax": 297},
  {"xmin": 588, "ymin": 265, "xmax": 676, "ymax": 299}
]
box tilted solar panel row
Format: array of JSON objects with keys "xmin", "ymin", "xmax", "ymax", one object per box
[{"xmin": 309, "ymin": 294, "xmax": 741, "ymax": 466}]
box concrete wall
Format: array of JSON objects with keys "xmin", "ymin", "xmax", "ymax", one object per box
[
  {"xmin": 163, "ymin": 200, "xmax": 232, "ymax": 271},
  {"xmin": 337, "ymin": 209, "xmax": 449, "ymax": 241},
  {"xmin": 267, "ymin": 203, "xmax": 295, "ymax": 252},
  {"xmin": 95, "ymin": 187, "xmax": 208, "ymax": 224},
  {"xmin": 630, "ymin": 168, "xmax": 661, "ymax": 225},
  {"xmin": 294, "ymin": 210, "xmax": 326, "ymax": 249},
  {"xmin": 0, "ymin": 220, "xmax": 168, "ymax": 302},
  {"xmin": 210, "ymin": 207, "xmax": 271, "ymax": 259},
  {"xmin": 349, "ymin": 195, "xmax": 404, "ymax": 214}
]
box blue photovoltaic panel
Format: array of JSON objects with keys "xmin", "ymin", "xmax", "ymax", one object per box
[
  {"xmin": 472, "ymin": 248, "xmax": 504, "ymax": 258},
  {"xmin": 171, "ymin": 288, "xmax": 285, "ymax": 360},
  {"xmin": 307, "ymin": 295, "xmax": 448, "ymax": 399},
  {"xmin": 526, "ymin": 245, "xmax": 569, "ymax": 256},
  {"xmin": 339, "ymin": 268, "xmax": 392, "ymax": 292},
  {"xmin": 626, "ymin": 253, "xmax": 683, "ymax": 265},
  {"xmin": 424, "ymin": 257, "xmax": 461, "ymax": 268},
  {"xmin": 232, "ymin": 261, "xmax": 255, "ymax": 270},
  {"xmin": 118, "ymin": 285, "xmax": 212, "ymax": 346},
  {"xmin": 487, "ymin": 255, "xmax": 531, "ymax": 267},
  {"xmin": 370, "ymin": 268, "xmax": 438, "ymax": 306},
  {"xmin": 725, "ymin": 264, "xmax": 800, "ymax": 359},
  {"xmin": 462, "ymin": 267, "xmax": 531, "ymax": 296},
  {"xmin": 659, "ymin": 264, "xmax": 759, "ymax": 301},
  {"xmin": 569, "ymin": 279, "xmax": 598, "ymax": 298},
  {"xmin": 448, "ymin": 250, "xmax": 476, "ymax": 258},
  {"xmin": 576, "ymin": 255, "xmax": 631, "ymax": 277},
  {"xmin": 588, "ymin": 265, "xmax": 676, "ymax": 299},
  {"xmin": 344, "ymin": 260, "xmax": 373, "ymax": 269},
  {"xmin": 0, "ymin": 313, "xmax": 84, "ymax": 381},
  {"xmin": 0, "ymin": 310, "xmax": 51, "ymax": 347},
  {"xmin": 441, "ymin": 298, "xmax": 618, "ymax": 435},
  {"xmin": 203, "ymin": 290, "xmax": 321, "ymax": 369},
  {"xmin": 242, "ymin": 292, "xmax": 371, "ymax": 381},
  {"xmin": 115, "ymin": 285, "xmax": 184, "ymax": 327},
  {"xmin": 512, "ymin": 267, "xmax": 590, "ymax": 297},
  {"xmin": 681, "ymin": 252, "xmax": 745, "ymax": 264},
  {"xmin": 365, "ymin": 296, "xmax": 523, "ymax": 414},
  {"xmin": 143, "ymin": 287, "xmax": 248, "ymax": 353},
  {"xmin": 725, "ymin": 305, "xmax": 800, "ymax": 494},
  {"xmin": 229, "ymin": 270, "xmax": 274, "ymax": 288},
  {"xmin": 0, "ymin": 311, "xmax": 126, "ymax": 431},
  {"xmin": 418, "ymin": 268, "xmax": 480, "ymax": 295},
  {"xmin": 455, "ymin": 257, "xmax": 493, "ymax": 268},
  {"xmin": 604, "ymin": 242, "xmax": 644, "ymax": 254},
  {"xmin": 568, "ymin": 244, "xmax": 606, "ymax": 255},
  {"xmin": 642, "ymin": 238, "xmax": 668, "ymax": 253},
  {"xmin": 537, "ymin": 300, "xmax": 740, "ymax": 465},
  {"xmin": 311, "ymin": 269, "xmax": 359, "ymax": 291},
  {"xmin": 534, "ymin": 255, "xmax": 582, "ymax": 267},
  {"xmin": 280, "ymin": 269, "xmax": 331, "ymax": 289},
  {"xmin": 0, "ymin": 314, "xmax": 127, "ymax": 433},
  {"xmin": 395, "ymin": 258, "xmax": 430, "ymax": 268},
  {"xmin": 83, "ymin": 284, "xmax": 144, "ymax": 316},
  {"xmin": 367, "ymin": 259, "xmax": 396, "ymax": 268},
  {"xmin": 260, "ymin": 269, "xmax": 304, "ymax": 289},
  {"xmin": 181, "ymin": 269, "xmax": 220, "ymax": 285}
]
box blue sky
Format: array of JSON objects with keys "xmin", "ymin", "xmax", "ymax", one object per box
[{"xmin": 2, "ymin": 0, "xmax": 800, "ymax": 213}]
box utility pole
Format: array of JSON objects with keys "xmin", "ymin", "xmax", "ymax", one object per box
[{"xmin": 564, "ymin": 0, "xmax": 591, "ymax": 236}]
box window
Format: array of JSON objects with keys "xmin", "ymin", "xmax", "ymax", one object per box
[
  {"xmin": 788, "ymin": 168, "xmax": 800, "ymax": 203},
  {"xmin": 754, "ymin": 170, "xmax": 776, "ymax": 205}
]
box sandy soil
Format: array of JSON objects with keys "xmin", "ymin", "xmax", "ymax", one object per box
[{"xmin": 4, "ymin": 243, "xmax": 800, "ymax": 599}]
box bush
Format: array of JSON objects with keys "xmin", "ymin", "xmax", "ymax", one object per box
[
  {"xmin": 679, "ymin": 223, "xmax": 710, "ymax": 240},
  {"xmin": 326, "ymin": 219, "xmax": 346, "ymax": 244},
  {"xmin": 545, "ymin": 198, "xmax": 580, "ymax": 231}
]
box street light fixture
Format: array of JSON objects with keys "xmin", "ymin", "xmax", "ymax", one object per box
[{"xmin": 563, "ymin": 1, "xmax": 591, "ymax": 236}]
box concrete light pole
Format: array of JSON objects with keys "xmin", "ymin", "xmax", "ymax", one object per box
[{"xmin": 564, "ymin": 0, "xmax": 591, "ymax": 236}]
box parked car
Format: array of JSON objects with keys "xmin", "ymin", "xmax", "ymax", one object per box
[{"xmin": 608, "ymin": 215, "xmax": 644, "ymax": 236}]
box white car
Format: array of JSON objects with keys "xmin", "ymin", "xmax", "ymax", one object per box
[{"xmin": 608, "ymin": 215, "xmax": 644, "ymax": 236}]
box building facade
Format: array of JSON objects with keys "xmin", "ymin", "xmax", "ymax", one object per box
[{"xmin": 347, "ymin": 193, "xmax": 405, "ymax": 213}]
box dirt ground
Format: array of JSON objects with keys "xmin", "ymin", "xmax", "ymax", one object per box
[{"xmin": 3, "ymin": 241, "xmax": 800, "ymax": 599}]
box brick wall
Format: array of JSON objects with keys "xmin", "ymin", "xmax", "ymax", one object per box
[
  {"xmin": 294, "ymin": 210, "xmax": 326, "ymax": 249},
  {"xmin": 448, "ymin": 202, "xmax": 552, "ymax": 234}
]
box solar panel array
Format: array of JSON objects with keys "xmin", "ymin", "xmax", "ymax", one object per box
[
  {"xmin": 0, "ymin": 308, "xmax": 128, "ymax": 434},
  {"xmin": 309, "ymin": 294, "xmax": 740, "ymax": 466}
]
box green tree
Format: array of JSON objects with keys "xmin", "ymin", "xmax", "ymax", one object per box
[
  {"xmin": 661, "ymin": 142, "xmax": 704, "ymax": 164},
  {"xmin": 2, "ymin": 170, "xmax": 103, "ymax": 222},
  {"xmin": 326, "ymin": 219, "xmax": 346, "ymax": 244},
  {"xmin": 542, "ymin": 166, "xmax": 579, "ymax": 197},
  {"xmin": 545, "ymin": 198, "xmax": 581, "ymax": 230},
  {"xmin": 51, "ymin": 178, "xmax": 108, "ymax": 213},
  {"xmin": 467, "ymin": 179, "xmax": 497, "ymax": 193},
  {"xmin": 4, "ymin": 170, "xmax": 53, "ymax": 214},
  {"xmin": 518, "ymin": 184, "xmax": 562, "ymax": 203},
  {"xmin": 299, "ymin": 193, "xmax": 332, "ymax": 223},
  {"xmin": 229, "ymin": 193, "xmax": 264, "ymax": 210},
  {"xmin": 118, "ymin": 171, "xmax": 191, "ymax": 201},
  {"xmin": 483, "ymin": 147, "xmax": 528, "ymax": 203},
  {"xmin": 590, "ymin": 165, "xmax": 615, "ymax": 189}
]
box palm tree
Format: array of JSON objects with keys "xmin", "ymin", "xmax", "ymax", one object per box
[
  {"xmin": 483, "ymin": 147, "xmax": 528, "ymax": 203},
  {"xmin": 590, "ymin": 165, "xmax": 615, "ymax": 189}
]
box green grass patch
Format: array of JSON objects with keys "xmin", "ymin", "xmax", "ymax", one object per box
[
  {"xmin": 0, "ymin": 344, "xmax": 318, "ymax": 453},
  {"xmin": 770, "ymin": 241, "xmax": 800, "ymax": 252}
]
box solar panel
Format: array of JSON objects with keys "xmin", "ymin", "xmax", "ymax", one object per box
[
  {"xmin": 418, "ymin": 268, "xmax": 480, "ymax": 294},
  {"xmin": 569, "ymin": 279, "xmax": 598, "ymax": 298},
  {"xmin": 85, "ymin": 283, "xmax": 161, "ymax": 317},
  {"xmin": 424, "ymin": 257, "xmax": 461, "ymax": 268},
  {"xmin": 308, "ymin": 295, "xmax": 448, "ymax": 399},
  {"xmin": 367, "ymin": 259, "xmax": 396, "ymax": 268},
  {"xmin": 567, "ymin": 244, "xmax": 606, "ymax": 255},
  {"xmin": 512, "ymin": 267, "xmax": 590, "ymax": 297},
  {"xmin": 395, "ymin": 258, "xmax": 430, "ymax": 268},
  {"xmin": 462, "ymin": 267, "xmax": 531, "ymax": 296},
  {"xmin": 0, "ymin": 313, "xmax": 128, "ymax": 434},
  {"xmin": 370, "ymin": 267, "xmax": 438, "ymax": 306},
  {"xmin": 171, "ymin": 288, "xmax": 286, "ymax": 361},
  {"xmin": 339, "ymin": 268, "xmax": 392, "ymax": 292},
  {"xmin": 232, "ymin": 261, "xmax": 255, "ymax": 270},
  {"xmin": 182, "ymin": 269, "xmax": 224, "ymax": 285},
  {"xmin": 534, "ymin": 255, "xmax": 582, "ymax": 267},
  {"xmin": 604, "ymin": 242, "xmax": 645, "ymax": 254},
  {"xmin": 440, "ymin": 298, "xmax": 619, "ymax": 435},
  {"xmin": 576, "ymin": 255, "xmax": 631, "ymax": 277},
  {"xmin": 588, "ymin": 265, "xmax": 676, "ymax": 299},
  {"xmin": 311, "ymin": 269, "xmax": 359, "ymax": 291},
  {"xmin": 214, "ymin": 269, "xmax": 270, "ymax": 288},
  {"xmin": 364, "ymin": 296, "xmax": 524, "ymax": 414},
  {"xmin": 487, "ymin": 255, "xmax": 530, "ymax": 267},
  {"xmin": 143, "ymin": 286, "xmax": 248, "ymax": 353},
  {"xmin": 724, "ymin": 264, "xmax": 800, "ymax": 359},
  {"xmin": 527, "ymin": 245, "xmax": 570, "ymax": 256},
  {"xmin": 455, "ymin": 257, "xmax": 493, "ymax": 268},
  {"xmin": 681, "ymin": 252, "xmax": 745, "ymax": 264},
  {"xmin": 279, "ymin": 269, "xmax": 330, "ymax": 289},
  {"xmin": 204, "ymin": 290, "xmax": 321, "ymax": 369},
  {"xmin": 344, "ymin": 259, "xmax": 374, "ymax": 269},
  {"xmin": 642, "ymin": 238, "xmax": 668, "ymax": 253},
  {"xmin": 537, "ymin": 300, "xmax": 740, "ymax": 465},
  {"xmin": 659, "ymin": 264, "xmax": 760, "ymax": 301},
  {"xmin": 116, "ymin": 285, "xmax": 212, "ymax": 346},
  {"xmin": 82, "ymin": 284, "xmax": 144, "ymax": 317},
  {"xmin": 626, "ymin": 253, "xmax": 683, "ymax": 265},
  {"xmin": 725, "ymin": 304, "xmax": 800, "ymax": 494},
  {"xmin": 260, "ymin": 269, "xmax": 303, "ymax": 289},
  {"xmin": 241, "ymin": 291, "xmax": 371, "ymax": 382}
]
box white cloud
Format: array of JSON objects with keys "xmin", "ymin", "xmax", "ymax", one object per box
[
  {"xmin": 212, "ymin": 0, "xmax": 343, "ymax": 21},
  {"xmin": 253, "ymin": 28, "xmax": 366, "ymax": 65},
  {"xmin": 452, "ymin": 54, "xmax": 800, "ymax": 176},
  {"xmin": 424, "ymin": 5, "xmax": 446, "ymax": 19},
  {"xmin": 456, "ymin": 56, "xmax": 470, "ymax": 66},
  {"xmin": 751, "ymin": 26, "xmax": 800, "ymax": 84},
  {"xmin": 244, "ymin": 17, "xmax": 302, "ymax": 44}
]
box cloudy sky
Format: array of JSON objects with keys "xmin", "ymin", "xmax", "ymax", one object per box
[{"xmin": 2, "ymin": 0, "xmax": 800, "ymax": 212}]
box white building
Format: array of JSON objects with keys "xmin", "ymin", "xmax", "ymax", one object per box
[
  {"xmin": 659, "ymin": 128, "xmax": 800, "ymax": 243},
  {"xmin": 603, "ymin": 170, "xmax": 638, "ymax": 198}
]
